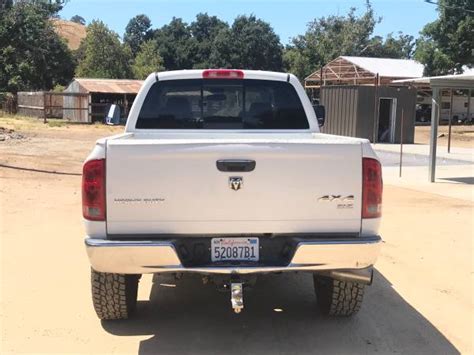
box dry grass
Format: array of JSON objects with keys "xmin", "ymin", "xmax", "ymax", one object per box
[
  {"xmin": 0, "ymin": 114, "xmax": 72, "ymax": 130},
  {"xmin": 51, "ymin": 19, "xmax": 86, "ymax": 51},
  {"xmin": 0, "ymin": 114, "xmax": 122, "ymax": 138}
]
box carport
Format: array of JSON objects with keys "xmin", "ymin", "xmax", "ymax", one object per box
[{"xmin": 394, "ymin": 73, "xmax": 474, "ymax": 182}]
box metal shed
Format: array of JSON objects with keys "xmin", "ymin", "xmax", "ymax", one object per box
[
  {"xmin": 63, "ymin": 78, "xmax": 143, "ymax": 123},
  {"xmin": 320, "ymin": 85, "xmax": 417, "ymax": 143},
  {"xmin": 304, "ymin": 56, "xmax": 423, "ymax": 143}
]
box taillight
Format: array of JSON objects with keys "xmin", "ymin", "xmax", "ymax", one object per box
[
  {"xmin": 362, "ymin": 158, "xmax": 383, "ymax": 219},
  {"xmin": 82, "ymin": 159, "xmax": 106, "ymax": 221},
  {"xmin": 202, "ymin": 69, "xmax": 244, "ymax": 79}
]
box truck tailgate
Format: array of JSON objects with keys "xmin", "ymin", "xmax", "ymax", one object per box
[{"xmin": 106, "ymin": 138, "xmax": 362, "ymax": 235}]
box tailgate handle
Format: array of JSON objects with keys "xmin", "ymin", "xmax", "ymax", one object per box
[{"xmin": 216, "ymin": 160, "xmax": 256, "ymax": 172}]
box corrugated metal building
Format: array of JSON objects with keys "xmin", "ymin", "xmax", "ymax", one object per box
[
  {"xmin": 305, "ymin": 56, "xmax": 423, "ymax": 143},
  {"xmin": 63, "ymin": 78, "xmax": 143, "ymax": 123},
  {"xmin": 320, "ymin": 85, "xmax": 417, "ymax": 143}
]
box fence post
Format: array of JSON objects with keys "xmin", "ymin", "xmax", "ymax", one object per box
[
  {"xmin": 43, "ymin": 92, "xmax": 47, "ymax": 124},
  {"xmin": 429, "ymin": 87, "xmax": 440, "ymax": 182},
  {"xmin": 88, "ymin": 95, "xmax": 92, "ymax": 123},
  {"xmin": 373, "ymin": 73, "xmax": 379, "ymax": 143},
  {"xmin": 399, "ymin": 108, "xmax": 404, "ymax": 177},
  {"xmin": 448, "ymin": 89, "xmax": 453, "ymax": 153}
]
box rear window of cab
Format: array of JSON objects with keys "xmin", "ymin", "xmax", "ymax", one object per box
[{"xmin": 136, "ymin": 79, "xmax": 309, "ymax": 129}]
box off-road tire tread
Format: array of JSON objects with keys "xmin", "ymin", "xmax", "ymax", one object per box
[
  {"xmin": 91, "ymin": 269, "xmax": 139, "ymax": 320},
  {"xmin": 314, "ymin": 276, "xmax": 365, "ymax": 316}
]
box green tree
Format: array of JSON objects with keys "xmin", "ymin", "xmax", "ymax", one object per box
[
  {"xmin": 0, "ymin": 0, "xmax": 75, "ymax": 92},
  {"xmin": 283, "ymin": 46, "xmax": 310, "ymax": 81},
  {"xmin": 208, "ymin": 27, "xmax": 234, "ymax": 68},
  {"xmin": 284, "ymin": 1, "xmax": 379, "ymax": 79},
  {"xmin": 70, "ymin": 15, "xmax": 86, "ymax": 25},
  {"xmin": 124, "ymin": 14, "xmax": 152, "ymax": 57},
  {"xmin": 76, "ymin": 20, "xmax": 132, "ymax": 79},
  {"xmin": 414, "ymin": 0, "xmax": 474, "ymax": 75},
  {"xmin": 189, "ymin": 13, "xmax": 228, "ymax": 68},
  {"xmin": 153, "ymin": 17, "xmax": 193, "ymax": 70},
  {"xmin": 228, "ymin": 15, "xmax": 283, "ymax": 71},
  {"xmin": 151, "ymin": 14, "xmax": 282, "ymax": 71},
  {"xmin": 132, "ymin": 40, "xmax": 164, "ymax": 79},
  {"xmin": 284, "ymin": 1, "xmax": 418, "ymax": 80},
  {"xmin": 10, "ymin": 0, "xmax": 69, "ymax": 17},
  {"xmin": 363, "ymin": 33, "xmax": 415, "ymax": 58},
  {"xmin": 0, "ymin": 0, "xmax": 13, "ymax": 12},
  {"xmin": 41, "ymin": 0, "xmax": 68, "ymax": 16}
]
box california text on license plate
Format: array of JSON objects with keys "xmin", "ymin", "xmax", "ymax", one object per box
[{"xmin": 211, "ymin": 238, "xmax": 259, "ymax": 262}]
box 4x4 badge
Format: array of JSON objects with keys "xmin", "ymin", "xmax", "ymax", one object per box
[
  {"xmin": 318, "ymin": 195, "xmax": 354, "ymax": 202},
  {"xmin": 318, "ymin": 195, "xmax": 354, "ymax": 209}
]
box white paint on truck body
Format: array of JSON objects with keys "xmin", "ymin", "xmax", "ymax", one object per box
[{"xmin": 105, "ymin": 135, "xmax": 363, "ymax": 235}]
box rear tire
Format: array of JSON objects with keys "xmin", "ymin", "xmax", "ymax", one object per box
[
  {"xmin": 314, "ymin": 275, "xmax": 365, "ymax": 316},
  {"xmin": 91, "ymin": 269, "xmax": 140, "ymax": 320}
]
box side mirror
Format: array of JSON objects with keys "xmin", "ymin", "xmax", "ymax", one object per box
[{"xmin": 313, "ymin": 104, "xmax": 326, "ymax": 127}]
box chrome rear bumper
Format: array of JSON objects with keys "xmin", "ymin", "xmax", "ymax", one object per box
[{"xmin": 85, "ymin": 235, "xmax": 381, "ymax": 275}]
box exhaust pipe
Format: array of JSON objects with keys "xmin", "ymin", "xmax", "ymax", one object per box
[{"xmin": 318, "ymin": 267, "xmax": 373, "ymax": 285}]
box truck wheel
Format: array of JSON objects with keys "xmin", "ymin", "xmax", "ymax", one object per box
[
  {"xmin": 313, "ymin": 275, "xmax": 365, "ymax": 316},
  {"xmin": 91, "ymin": 269, "xmax": 140, "ymax": 320}
]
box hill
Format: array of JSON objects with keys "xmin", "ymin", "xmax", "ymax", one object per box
[{"xmin": 52, "ymin": 19, "xmax": 86, "ymax": 51}]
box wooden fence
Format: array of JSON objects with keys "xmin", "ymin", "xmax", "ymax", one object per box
[
  {"xmin": 0, "ymin": 93, "xmax": 17, "ymax": 114},
  {"xmin": 17, "ymin": 92, "xmax": 90, "ymax": 122},
  {"xmin": 16, "ymin": 91, "xmax": 136, "ymax": 123}
]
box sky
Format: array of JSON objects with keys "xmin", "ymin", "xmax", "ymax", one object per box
[{"xmin": 59, "ymin": 0, "xmax": 439, "ymax": 44}]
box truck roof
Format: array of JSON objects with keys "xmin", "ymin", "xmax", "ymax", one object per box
[{"xmin": 156, "ymin": 69, "xmax": 292, "ymax": 82}]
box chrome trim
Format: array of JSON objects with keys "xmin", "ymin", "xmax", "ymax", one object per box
[
  {"xmin": 85, "ymin": 236, "xmax": 382, "ymax": 275},
  {"xmin": 85, "ymin": 239, "xmax": 182, "ymax": 274},
  {"xmin": 290, "ymin": 236, "xmax": 380, "ymax": 269}
]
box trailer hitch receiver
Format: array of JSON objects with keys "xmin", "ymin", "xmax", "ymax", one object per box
[{"xmin": 231, "ymin": 282, "xmax": 244, "ymax": 313}]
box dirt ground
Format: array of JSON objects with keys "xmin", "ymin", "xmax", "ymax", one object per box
[
  {"xmin": 415, "ymin": 125, "xmax": 474, "ymax": 148},
  {"xmin": 1, "ymin": 116, "xmax": 473, "ymax": 354}
]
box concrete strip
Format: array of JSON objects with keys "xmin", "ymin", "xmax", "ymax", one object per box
[
  {"xmin": 383, "ymin": 164, "xmax": 474, "ymax": 202},
  {"xmin": 373, "ymin": 143, "xmax": 474, "ymax": 164}
]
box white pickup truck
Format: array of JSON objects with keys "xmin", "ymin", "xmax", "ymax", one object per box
[{"xmin": 83, "ymin": 69, "xmax": 382, "ymax": 319}]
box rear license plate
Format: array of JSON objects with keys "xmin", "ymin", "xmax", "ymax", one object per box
[{"xmin": 211, "ymin": 238, "xmax": 259, "ymax": 262}]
